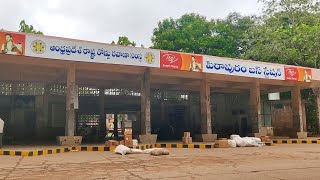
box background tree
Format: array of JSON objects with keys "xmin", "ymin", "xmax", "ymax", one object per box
[
  {"xmin": 245, "ymin": 0, "xmax": 320, "ymax": 133},
  {"xmin": 116, "ymin": 36, "xmax": 136, "ymax": 47},
  {"xmin": 243, "ymin": 0, "xmax": 320, "ymax": 67},
  {"xmin": 18, "ymin": 20, "xmax": 44, "ymax": 35},
  {"xmin": 151, "ymin": 13, "xmax": 255, "ymax": 58}
]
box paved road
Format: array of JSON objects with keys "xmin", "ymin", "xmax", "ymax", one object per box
[{"xmin": 1, "ymin": 144, "xmax": 320, "ymax": 180}]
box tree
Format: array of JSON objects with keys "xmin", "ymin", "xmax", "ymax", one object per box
[
  {"xmin": 18, "ymin": 20, "xmax": 44, "ymax": 35},
  {"xmin": 151, "ymin": 13, "xmax": 255, "ymax": 58},
  {"xmin": 242, "ymin": 0, "xmax": 320, "ymax": 133},
  {"xmin": 244, "ymin": 0, "xmax": 320, "ymax": 67},
  {"xmin": 116, "ymin": 36, "xmax": 136, "ymax": 47}
]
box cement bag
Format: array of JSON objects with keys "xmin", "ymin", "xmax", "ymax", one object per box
[
  {"xmin": 228, "ymin": 140, "xmax": 237, "ymax": 148},
  {"xmin": 114, "ymin": 145, "xmax": 132, "ymax": 155},
  {"xmin": 133, "ymin": 139, "xmax": 138, "ymax": 146},
  {"xmin": 244, "ymin": 137, "xmax": 263, "ymax": 147},
  {"xmin": 129, "ymin": 149, "xmax": 143, "ymax": 154},
  {"xmin": 230, "ymin": 135, "xmax": 241, "ymax": 140},
  {"xmin": 242, "ymin": 137, "xmax": 255, "ymax": 147},
  {"xmin": 150, "ymin": 148, "xmax": 170, "ymax": 156},
  {"xmin": 143, "ymin": 148, "xmax": 155, "ymax": 154},
  {"xmin": 233, "ymin": 137, "xmax": 248, "ymax": 147},
  {"xmin": 143, "ymin": 148, "xmax": 164, "ymax": 154}
]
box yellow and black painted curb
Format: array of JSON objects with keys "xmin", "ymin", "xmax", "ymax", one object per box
[
  {"xmin": 2, "ymin": 140, "xmax": 319, "ymax": 156},
  {"xmin": 156, "ymin": 143, "xmax": 214, "ymax": 149},
  {"xmin": 0, "ymin": 143, "xmax": 214, "ymax": 156},
  {"xmin": 273, "ymin": 139, "xmax": 320, "ymax": 144},
  {"xmin": 0, "ymin": 147, "xmax": 71, "ymax": 156}
]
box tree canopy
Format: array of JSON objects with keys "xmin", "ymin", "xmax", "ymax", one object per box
[
  {"xmin": 151, "ymin": 13, "xmax": 255, "ymax": 58},
  {"xmin": 116, "ymin": 36, "xmax": 136, "ymax": 47},
  {"xmin": 244, "ymin": 0, "xmax": 320, "ymax": 68},
  {"xmin": 18, "ymin": 20, "xmax": 44, "ymax": 35}
]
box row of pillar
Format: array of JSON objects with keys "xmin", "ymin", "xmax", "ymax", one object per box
[{"xmin": 64, "ymin": 66, "xmax": 315, "ymax": 141}]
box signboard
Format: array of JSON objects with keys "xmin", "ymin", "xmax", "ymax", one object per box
[
  {"xmin": 203, "ymin": 57, "xmax": 285, "ymax": 80},
  {"xmin": 24, "ymin": 35, "xmax": 160, "ymax": 68},
  {"xmin": 0, "ymin": 32, "xmax": 26, "ymax": 55},
  {"xmin": 0, "ymin": 31, "xmax": 316, "ymax": 82},
  {"xmin": 284, "ymin": 66, "xmax": 312, "ymax": 82},
  {"xmin": 160, "ymin": 51, "xmax": 203, "ymax": 72}
]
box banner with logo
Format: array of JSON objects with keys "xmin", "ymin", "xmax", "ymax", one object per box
[
  {"xmin": 284, "ymin": 66, "xmax": 312, "ymax": 82},
  {"xmin": 0, "ymin": 31, "xmax": 317, "ymax": 82},
  {"xmin": 203, "ymin": 57, "xmax": 285, "ymax": 80},
  {"xmin": 24, "ymin": 35, "xmax": 160, "ymax": 68},
  {"xmin": 0, "ymin": 32, "xmax": 26, "ymax": 55},
  {"xmin": 160, "ymin": 51, "xmax": 203, "ymax": 72}
]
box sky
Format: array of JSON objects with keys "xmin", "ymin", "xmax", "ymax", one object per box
[{"xmin": 0, "ymin": 0, "xmax": 262, "ymax": 47}]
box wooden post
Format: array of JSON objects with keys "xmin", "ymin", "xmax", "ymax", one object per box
[
  {"xmin": 292, "ymin": 85, "xmax": 303, "ymax": 133},
  {"xmin": 200, "ymin": 74, "xmax": 212, "ymax": 134},
  {"xmin": 66, "ymin": 65, "xmax": 76, "ymax": 136},
  {"xmin": 249, "ymin": 80, "xmax": 262, "ymax": 134},
  {"xmin": 141, "ymin": 68, "xmax": 151, "ymax": 135}
]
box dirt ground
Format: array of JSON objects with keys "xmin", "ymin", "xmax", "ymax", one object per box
[{"xmin": 1, "ymin": 144, "xmax": 320, "ymax": 180}]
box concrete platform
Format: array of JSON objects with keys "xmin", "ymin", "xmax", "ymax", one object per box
[{"xmin": 2, "ymin": 145, "xmax": 320, "ymax": 179}]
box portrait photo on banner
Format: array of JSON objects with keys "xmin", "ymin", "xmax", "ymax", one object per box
[
  {"xmin": 160, "ymin": 51, "xmax": 203, "ymax": 72},
  {"xmin": 0, "ymin": 32, "xmax": 26, "ymax": 55}
]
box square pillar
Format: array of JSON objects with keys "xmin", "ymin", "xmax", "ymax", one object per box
[
  {"xmin": 57, "ymin": 65, "xmax": 82, "ymax": 146},
  {"xmin": 139, "ymin": 68, "xmax": 157, "ymax": 144},
  {"xmin": 292, "ymin": 85, "xmax": 306, "ymax": 138},
  {"xmin": 66, "ymin": 65, "xmax": 76, "ymax": 136},
  {"xmin": 200, "ymin": 74, "xmax": 212, "ymax": 134},
  {"xmin": 249, "ymin": 80, "xmax": 262, "ymax": 136},
  {"xmin": 197, "ymin": 74, "xmax": 216, "ymax": 142}
]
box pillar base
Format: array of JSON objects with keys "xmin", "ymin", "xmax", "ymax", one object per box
[
  {"xmin": 57, "ymin": 136, "xmax": 82, "ymax": 146},
  {"xmin": 195, "ymin": 134, "xmax": 217, "ymax": 142},
  {"xmin": 259, "ymin": 127, "xmax": 274, "ymax": 137},
  {"xmin": 139, "ymin": 134, "xmax": 157, "ymax": 144},
  {"xmin": 297, "ymin": 132, "xmax": 307, "ymax": 139}
]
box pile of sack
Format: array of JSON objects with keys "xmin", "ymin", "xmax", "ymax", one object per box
[
  {"xmin": 229, "ymin": 135, "xmax": 263, "ymax": 147},
  {"xmin": 114, "ymin": 145, "xmax": 170, "ymax": 156}
]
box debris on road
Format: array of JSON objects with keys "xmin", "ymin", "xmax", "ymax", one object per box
[{"xmin": 114, "ymin": 145, "xmax": 170, "ymax": 156}]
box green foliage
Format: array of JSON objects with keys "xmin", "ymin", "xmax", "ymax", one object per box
[
  {"xmin": 116, "ymin": 36, "xmax": 136, "ymax": 47},
  {"xmin": 18, "ymin": 20, "xmax": 43, "ymax": 35},
  {"xmin": 244, "ymin": 0, "xmax": 320, "ymax": 67},
  {"xmin": 151, "ymin": 13, "xmax": 255, "ymax": 58}
]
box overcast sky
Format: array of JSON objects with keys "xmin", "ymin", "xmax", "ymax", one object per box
[{"xmin": 0, "ymin": 0, "xmax": 262, "ymax": 47}]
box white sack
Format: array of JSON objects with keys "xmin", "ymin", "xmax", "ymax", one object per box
[
  {"xmin": 114, "ymin": 145, "xmax": 132, "ymax": 155},
  {"xmin": 129, "ymin": 149, "xmax": 144, "ymax": 154},
  {"xmin": 228, "ymin": 140, "xmax": 237, "ymax": 148},
  {"xmin": 133, "ymin": 139, "xmax": 138, "ymax": 146},
  {"xmin": 230, "ymin": 135, "xmax": 241, "ymax": 140}
]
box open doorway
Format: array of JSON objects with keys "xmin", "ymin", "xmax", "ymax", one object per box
[{"xmin": 105, "ymin": 112, "xmax": 137, "ymax": 140}]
